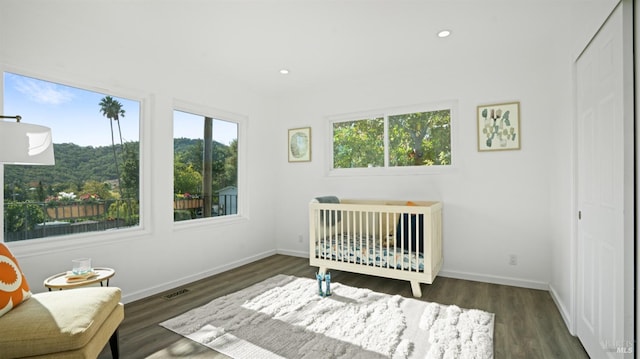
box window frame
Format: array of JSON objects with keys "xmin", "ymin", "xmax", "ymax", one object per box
[
  {"xmin": 0, "ymin": 65, "xmax": 151, "ymax": 251},
  {"xmin": 172, "ymin": 99, "xmax": 248, "ymax": 231},
  {"xmin": 326, "ymin": 100, "xmax": 458, "ymax": 176}
]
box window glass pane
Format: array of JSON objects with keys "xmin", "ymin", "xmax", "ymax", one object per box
[
  {"xmin": 173, "ymin": 110, "xmax": 238, "ymax": 222},
  {"xmin": 332, "ymin": 118, "xmax": 384, "ymax": 168},
  {"xmin": 3, "ymin": 72, "xmax": 140, "ymax": 242},
  {"xmin": 388, "ymin": 110, "xmax": 451, "ymax": 167}
]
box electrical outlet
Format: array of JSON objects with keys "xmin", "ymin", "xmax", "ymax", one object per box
[
  {"xmin": 509, "ymin": 254, "xmax": 518, "ymax": 266},
  {"xmin": 298, "ymin": 234, "xmax": 303, "ymax": 243}
]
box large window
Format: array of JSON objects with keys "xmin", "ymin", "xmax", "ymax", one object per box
[
  {"xmin": 331, "ymin": 104, "xmax": 452, "ymax": 172},
  {"xmin": 2, "ymin": 72, "xmax": 140, "ymax": 242},
  {"xmin": 173, "ymin": 110, "xmax": 238, "ymax": 222}
]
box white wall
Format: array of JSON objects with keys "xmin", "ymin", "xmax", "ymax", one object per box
[
  {"xmin": 0, "ymin": 1, "xmax": 281, "ymax": 302},
  {"xmin": 568, "ymin": 0, "xmax": 625, "ymax": 59},
  {"xmin": 275, "ymin": 3, "xmax": 575, "ymax": 290}
]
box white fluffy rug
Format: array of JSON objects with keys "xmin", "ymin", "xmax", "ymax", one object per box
[{"xmin": 160, "ymin": 275, "xmax": 494, "ymax": 359}]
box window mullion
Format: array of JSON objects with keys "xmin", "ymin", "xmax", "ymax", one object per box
[{"xmin": 383, "ymin": 114, "xmax": 390, "ymax": 168}]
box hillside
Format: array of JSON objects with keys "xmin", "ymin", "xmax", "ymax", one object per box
[
  {"xmin": 4, "ymin": 139, "xmax": 232, "ymax": 198},
  {"xmin": 4, "ymin": 142, "xmax": 123, "ymax": 188}
]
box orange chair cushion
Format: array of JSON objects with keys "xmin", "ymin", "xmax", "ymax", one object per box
[{"xmin": 0, "ymin": 243, "xmax": 32, "ymax": 317}]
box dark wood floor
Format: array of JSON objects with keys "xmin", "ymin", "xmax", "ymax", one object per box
[{"xmin": 98, "ymin": 255, "xmax": 588, "ymax": 359}]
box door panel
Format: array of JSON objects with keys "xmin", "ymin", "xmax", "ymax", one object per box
[{"xmin": 575, "ymin": 4, "xmax": 625, "ymax": 358}]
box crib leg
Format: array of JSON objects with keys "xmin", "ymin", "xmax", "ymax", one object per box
[
  {"xmin": 410, "ymin": 281, "xmax": 422, "ymax": 298},
  {"xmin": 318, "ymin": 267, "xmax": 328, "ymax": 275}
]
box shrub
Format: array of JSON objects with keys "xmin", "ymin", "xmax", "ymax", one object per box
[{"xmin": 4, "ymin": 202, "xmax": 46, "ymax": 232}]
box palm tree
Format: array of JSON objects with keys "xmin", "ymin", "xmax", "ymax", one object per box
[
  {"xmin": 203, "ymin": 117, "xmax": 213, "ymax": 217},
  {"xmin": 99, "ymin": 96, "xmax": 125, "ymax": 198}
]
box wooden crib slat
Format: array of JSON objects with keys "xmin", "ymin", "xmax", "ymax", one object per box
[
  {"xmin": 377, "ymin": 211, "xmax": 382, "ymax": 269},
  {"xmin": 399, "ymin": 213, "xmax": 404, "ymax": 269},
  {"xmin": 309, "ymin": 199, "xmax": 442, "ymax": 298},
  {"xmin": 365, "ymin": 210, "xmax": 370, "ymax": 265},
  {"xmin": 358, "ymin": 212, "xmax": 361, "ymax": 264}
]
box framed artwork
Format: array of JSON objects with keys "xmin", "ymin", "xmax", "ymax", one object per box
[
  {"xmin": 477, "ymin": 101, "xmax": 521, "ymax": 151},
  {"xmin": 288, "ymin": 127, "xmax": 311, "ymax": 162}
]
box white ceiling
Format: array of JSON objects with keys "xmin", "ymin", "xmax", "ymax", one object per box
[
  {"xmin": 3, "ymin": 0, "xmax": 610, "ymax": 97},
  {"xmin": 147, "ymin": 0, "xmax": 591, "ymax": 96}
]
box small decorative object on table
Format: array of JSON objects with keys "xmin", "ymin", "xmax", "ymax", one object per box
[
  {"xmin": 65, "ymin": 270, "xmax": 98, "ymax": 283},
  {"xmin": 316, "ymin": 272, "xmax": 331, "ymax": 297},
  {"xmin": 72, "ymin": 257, "xmax": 92, "ymax": 275}
]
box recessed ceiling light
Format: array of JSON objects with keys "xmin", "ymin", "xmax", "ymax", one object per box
[
  {"xmin": 279, "ymin": 69, "xmax": 290, "ymax": 75},
  {"xmin": 437, "ymin": 30, "xmax": 451, "ymax": 38}
]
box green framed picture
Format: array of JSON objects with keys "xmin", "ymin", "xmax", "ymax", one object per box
[
  {"xmin": 288, "ymin": 127, "xmax": 311, "ymax": 162},
  {"xmin": 477, "ymin": 102, "xmax": 521, "ymax": 151}
]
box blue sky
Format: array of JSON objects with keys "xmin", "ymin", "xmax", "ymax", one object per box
[
  {"xmin": 3, "ymin": 72, "xmax": 237, "ymax": 147},
  {"xmin": 173, "ymin": 110, "xmax": 238, "ymax": 146}
]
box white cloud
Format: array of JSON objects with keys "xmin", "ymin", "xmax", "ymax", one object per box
[{"xmin": 14, "ymin": 77, "xmax": 74, "ymax": 105}]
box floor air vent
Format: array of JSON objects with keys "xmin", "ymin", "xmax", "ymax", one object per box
[{"xmin": 163, "ymin": 288, "xmax": 190, "ymax": 300}]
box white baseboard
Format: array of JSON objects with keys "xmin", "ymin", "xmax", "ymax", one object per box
[
  {"xmin": 274, "ymin": 251, "xmax": 550, "ymax": 291},
  {"xmin": 549, "ymin": 283, "xmax": 576, "ymax": 335},
  {"xmin": 276, "ymin": 248, "xmax": 307, "ymax": 258},
  {"xmin": 121, "ymin": 249, "xmax": 277, "ymax": 303},
  {"xmin": 438, "ymin": 269, "xmax": 549, "ymax": 291}
]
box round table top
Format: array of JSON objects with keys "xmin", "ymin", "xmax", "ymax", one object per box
[{"xmin": 43, "ymin": 267, "xmax": 115, "ymax": 289}]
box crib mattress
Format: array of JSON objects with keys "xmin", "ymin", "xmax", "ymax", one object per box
[{"xmin": 314, "ymin": 234, "xmax": 425, "ymax": 272}]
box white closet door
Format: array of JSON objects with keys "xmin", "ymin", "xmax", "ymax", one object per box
[{"xmin": 575, "ymin": 3, "xmax": 630, "ymax": 358}]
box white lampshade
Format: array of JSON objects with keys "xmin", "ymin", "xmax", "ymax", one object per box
[{"xmin": 0, "ymin": 120, "xmax": 55, "ymax": 165}]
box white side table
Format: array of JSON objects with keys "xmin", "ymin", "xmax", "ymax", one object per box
[{"xmin": 44, "ymin": 267, "xmax": 115, "ymax": 291}]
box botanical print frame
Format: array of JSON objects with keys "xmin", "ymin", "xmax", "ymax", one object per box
[
  {"xmin": 477, "ymin": 101, "xmax": 520, "ymax": 151},
  {"xmin": 288, "ymin": 127, "xmax": 312, "ymax": 162}
]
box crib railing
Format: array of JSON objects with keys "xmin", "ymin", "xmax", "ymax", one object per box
[{"xmin": 310, "ymin": 200, "xmax": 440, "ymax": 273}]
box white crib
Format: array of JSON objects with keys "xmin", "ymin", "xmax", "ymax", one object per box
[{"xmin": 309, "ymin": 198, "xmax": 442, "ymax": 298}]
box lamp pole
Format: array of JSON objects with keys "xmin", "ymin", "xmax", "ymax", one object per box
[{"xmin": 0, "ymin": 115, "xmax": 22, "ymax": 122}]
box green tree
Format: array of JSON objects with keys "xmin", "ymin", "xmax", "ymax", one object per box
[
  {"xmin": 174, "ymin": 160, "xmax": 202, "ymax": 195},
  {"xmin": 333, "ymin": 118, "xmax": 384, "ymax": 168},
  {"xmin": 4, "ymin": 202, "xmax": 45, "ymax": 232},
  {"xmin": 36, "ymin": 181, "xmax": 46, "ymax": 202},
  {"xmin": 203, "ymin": 117, "xmax": 213, "ymax": 217},
  {"xmin": 174, "ymin": 138, "xmax": 204, "ymax": 172},
  {"xmin": 99, "ymin": 96, "xmax": 126, "ymax": 197},
  {"xmin": 172, "ymin": 137, "xmax": 237, "ymax": 215},
  {"xmin": 120, "ymin": 142, "xmax": 139, "ymax": 200},
  {"xmin": 223, "ymin": 139, "xmax": 238, "ymax": 188},
  {"xmin": 332, "ymin": 111, "xmax": 451, "ymax": 169},
  {"xmin": 4, "ymin": 182, "xmax": 26, "ymax": 202},
  {"xmin": 80, "ymin": 180, "xmax": 113, "ymax": 200},
  {"xmin": 389, "ymin": 110, "xmax": 451, "ymax": 166},
  {"xmin": 108, "ymin": 200, "xmax": 139, "ymax": 225}
]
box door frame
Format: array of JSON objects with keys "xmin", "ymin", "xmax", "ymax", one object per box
[{"xmin": 571, "ymin": 0, "xmax": 635, "ymax": 355}]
